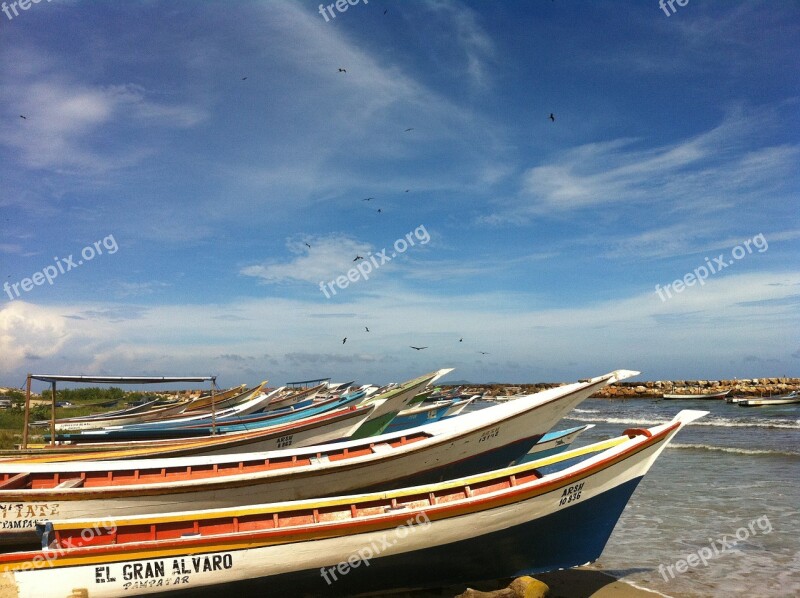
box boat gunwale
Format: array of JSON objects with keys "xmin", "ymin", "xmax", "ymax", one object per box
[
  {"xmin": 8, "ymin": 404, "xmax": 373, "ymax": 463},
  {"xmin": 0, "ymin": 420, "xmax": 680, "ymax": 568},
  {"xmin": 0, "ymin": 374, "xmax": 617, "ymax": 499}
]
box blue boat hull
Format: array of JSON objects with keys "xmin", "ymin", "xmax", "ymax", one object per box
[
  {"xmin": 383, "ymin": 404, "xmax": 451, "ymax": 434},
  {"xmin": 170, "ymin": 477, "xmax": 643, "ymax": 597}
]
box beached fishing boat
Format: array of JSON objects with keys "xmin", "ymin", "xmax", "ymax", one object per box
[
  {"xmin": 52, "ymin": 388, "xmax": 359, "ymax": 442},
  {"xmin": 512, "ymin": 424, "xmax": 593, "ymax": 464},
  {"xmin": 42, "ymin": 383, "xmax": 271, "ymax": 432},
  {"xmin": 7, "ymin": 371, "xmax": 449, "ymax": 462},
  {"xmin": 0, "ymin": 370, "xmax": 635, "ymax": 543},
  {"xmin": 662, "ymin": 389, "xmax": 730, "ymax": 400},
  {"xmin": 737, "ymin": 392, "xmax": 799, "ymax": 407},
  {"xmin": 180, "ymin": 384, "xmax": 248, "ymax": 413},
  {"xmin": 4, "ymin": 404, "xmax": 374, "ymax": 464},
  {"xmin": 384, "ymin": 397, "xmax": 476, "ymax": 434},
  {"xmin": 0, "ymin": 410, "xmax": 705, "ymax": 597},
  {"xmin": 263, "ymin": 382, "xmax": 329, "ymax": 411}
]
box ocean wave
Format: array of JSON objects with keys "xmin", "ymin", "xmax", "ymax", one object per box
[
  {"xmin": 566, "ymin": 414, "xmax": 800, "ymax": 430},
  {"xmin": 668, "ymin": 443, "xmax": 800, "ymax": 458},
  {"xmin": 572, "ymin": 408, "xmax": 599, "ymax": 414}
]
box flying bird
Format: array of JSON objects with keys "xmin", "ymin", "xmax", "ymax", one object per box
[
  {"xmin": 362, "ymin": 197, "xmax": 374, "ymax": 201},
  {"xmin": 384, "ymin": 9, "xmax": 387, "ymax": 14},
  {"xmin": 377, "ymin": 208, "xmax": 382, "ymax": 213},
  {"xmin": 242, "ymin": 77, "xmax": 248, "ymax": 80},
  {"xmin": 19, "ymin": 115, "xmax": 26, "ymax": 120},
  {"xmin": 338, "ymin": 68, "xmax": 347, "ymax": 73},
  {"xmin": 365, "ymin": 327, "xmax": 370, "ymax": 332},
  {"xmin": 304, "ymin": 242, "xmax": 311, "ymax": 249},
  {"xmin": 410, "ymin": 346, "xmax": 428, "ymax": 351},
  {"xmin": 342, "ymin": 337, "xmax": 347, "ymax": 344},
  {"xmin": 353, "ymin": 255, "xmax": 364, "ymax": 262},
  {"xmin": 549, "ymin": 113, "xmax": 555, "ymax": 122},
  {"xmin": 404, "ymin": 189, "xmax": 410, "ymax": 193},
  {"xmin": 459, "ymin": 338, "xmax": 463, "ymax": 342},
  {"xmin": 404, "ymin": 128, "xmax": 414, "ymax": 132},
  {"xmin": 478, "ymin": 351, "xmax": 490, "ymax": 355}
]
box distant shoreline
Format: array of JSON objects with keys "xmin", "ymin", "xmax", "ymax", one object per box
[
  {"xmin": 3, "ymin": 377, "xmax": 798, "ymax": 402},
  {"xmin": 443, "ymin": 377, "xmax": 800, "ymax": 399}
]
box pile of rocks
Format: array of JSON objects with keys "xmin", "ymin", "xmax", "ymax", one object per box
[
  {"xmin": 595, "ymin": 378, "xmax": 800, "ymax": 398},
  {"xmin": 453, "ymin": 378, "xmax": 799, "ymax": 399}
]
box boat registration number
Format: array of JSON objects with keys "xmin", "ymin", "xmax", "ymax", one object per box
[
  {"xmin": 276, "ymin": 434, "xmax": 294, "ymax": 448},
  {"xmin": 478, "ymin": 427, "xmax": 500, "ymax": 442},
  {"xmin": 558, "ymin": 482, "xmax": 584, "ymax": 506}
]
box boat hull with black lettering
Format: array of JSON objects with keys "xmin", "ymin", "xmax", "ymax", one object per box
[
  {"xmin": 0, "ymin": 371, "xmax": 636, "ymax": 544},
  {"xmin": 0, "ymin": 410, "xmax": 705, "ymax": 597}
]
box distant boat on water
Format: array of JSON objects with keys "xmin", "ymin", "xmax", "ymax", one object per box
[
  {"xmin": 725, "ymin": 396, "xmax": 749, "ymax": 403},
  {"xmin": 737, "ymin": 391, "xmax": 799, "ymax": 407},
  {"xmin": 662, "ymin": 389, "xmax": 731, "ymax": 400}
]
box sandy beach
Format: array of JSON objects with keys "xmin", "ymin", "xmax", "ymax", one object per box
[{"xmin": 379, "ymin": 567, "xmax": 664, "ymax": 598}]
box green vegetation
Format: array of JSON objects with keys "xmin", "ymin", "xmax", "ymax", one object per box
[{"xmin": 0, "ymin": 387, "xmax": 163, "ymax": 450}]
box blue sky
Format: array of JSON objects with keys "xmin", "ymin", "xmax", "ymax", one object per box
[{"xmin": 1, "ymin": 0, "xmax": 798, "ymax": 389}]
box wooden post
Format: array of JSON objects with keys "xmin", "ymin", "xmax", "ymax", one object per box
[
  {"xmin": 22, "ymin": 374, "xmax": 31, "ymax": 449},
  {"xmin": 50, "ymin": 381, "xmax": 56, "ymax": 448},
  {"xmin": 210, "ymin": 377, "xmax": 217, "ymax": 436}
]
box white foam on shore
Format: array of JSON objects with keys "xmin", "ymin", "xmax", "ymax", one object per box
[
  {"xmin": 669, "ymin": 443, "xmax": 800, "ymax": 458},
  {"xmin": 566, "ymin": 414, "xmax": 800, "ymax": 430},
  {"xmin": 623, "ymin": 579, "xmax": 674, "ymax": 598}
]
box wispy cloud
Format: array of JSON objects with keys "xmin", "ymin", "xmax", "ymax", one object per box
[
  {"xmin": 422, "ymin": 0, "xmax": 496, "ymax": 88},
  {"xmin": 0, "ymin": 56, "xmax": 207, "ymax": 174},
  {"xmin": 481, "ymin": 108, "xmax": 799, "ymax": 224},
  {"xmin": 241, "ymin": 235, "xmax": 373, "ymax": 286}
]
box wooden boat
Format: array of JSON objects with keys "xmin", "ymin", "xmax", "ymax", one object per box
[
  {"xmin": 725, "ymin": 396, "xmax": 749, "ymax": 403},
  {"xmin": 52, "ymin": 389, "xmax": 360, "ymax": 442},
  {"xmin": 0, "ymin": 370, "xmax": 636, "ymax": 543},
  {"xmin": 5, "ymin": 371, "xmax": 449, "ymax": 463},
  {"xmin": 180, "ymin": 384, "xmax": 248, "ymax": 412},
  {"xmin": 47, "ymin": 399, "xmax": 162, "ymax": 423},
  {"xmin": 384, "ymin": 397, "xmax": 476, "ymax": 434},
  {"xmin": 7, "ymin": 401, "xmax": 376, "ymax": 463},
  {"xmin": 42, "ymin": 383, "xmax": 270, "ymax": 432},
  {"xmin": 383, "ymin": 400, "xmax": 457, "ymax": 434},
  {"xmin": 737, "ymin": 392, "xmax": 799, "ymax": 407},
  {"xmin": 0, "ymin": 410, "xmax": 705, "ymax": 597},
  {"xmin": 263, "ymin": 382, "xmax": 329, "ymax": 411},
  {"xmin": 32, "ymin": 385, "xmax": 256, "ymax": 430},
  {"xmin": 513, "ymin": 424, "xmax": 593, "ymax": 464},
  {"xmin": 662, "ymin": 389, "xmax": 730, "ymax": 400}
]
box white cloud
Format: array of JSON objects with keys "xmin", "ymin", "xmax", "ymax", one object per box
[
  {"xmin": 241, "ymin": 235, "xmax": 373, "ymax": 285},
  {"xmin": 2, "ymin": 269, "xmax": 797, "ymax": 384},
  {"xmin": 483, "ymin": 109, "xmax": 799, "ymax": 223},
  {"xmin": 0, "ymin": 302, "xmax": 70, "ymax": 373},
  {"xmin": 1, "ymin": 65, "xmax": 207, "ymax": 174}
]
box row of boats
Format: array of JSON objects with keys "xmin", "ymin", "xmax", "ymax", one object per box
[
  {"xmin": 0, "ymin": 369, "xmax": 706, "ymax": 597},
  {"xmin": 663, "ymin": 388, "xmax": 800, "ymax": 406}
]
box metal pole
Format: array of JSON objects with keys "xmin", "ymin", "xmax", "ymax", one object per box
[
  {"xmin": 22, "ymin": 374, "xmax": 31, "ymax": 449},
  {"xmin": 211, "ymin": 377, "xmax": 217, "ymax": 436},
  {"xmin": 50, "ymin": 381, "xmax": 56, "ymax": 448}
]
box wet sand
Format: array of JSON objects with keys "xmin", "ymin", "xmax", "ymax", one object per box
[{"xmin": 380, "ymin": 567, "xmax": 665, "ymax": 597}]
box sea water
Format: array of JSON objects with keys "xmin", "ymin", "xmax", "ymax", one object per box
[{"xmin": 560, "ymin": 398, "xmax": 800, "ymax": 597}]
